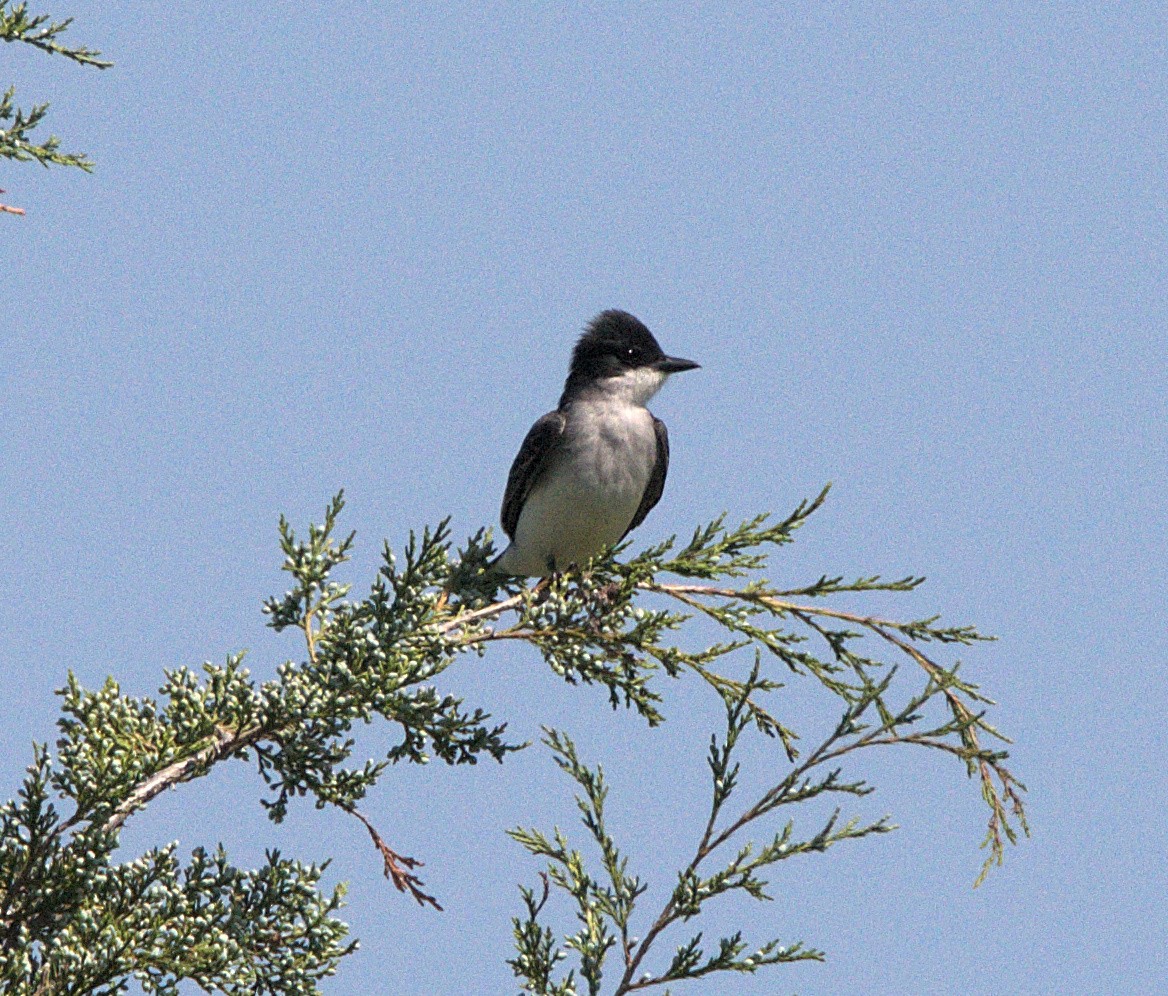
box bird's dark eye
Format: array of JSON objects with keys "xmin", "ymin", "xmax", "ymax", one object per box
[{"xmin": 626, "ymin": 347, "xmax": 639, "ymax": 360}]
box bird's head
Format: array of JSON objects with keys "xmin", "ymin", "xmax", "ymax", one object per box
[{"xmin": 561, "ymin": 310, "xmax": 699, "ymax": 406}]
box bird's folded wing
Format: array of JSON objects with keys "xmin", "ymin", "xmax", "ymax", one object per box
[
  {"xmin": 500, "ymin": 410, "xmax": 568, "ymax": 539},
  {"xmin": 622, "ymin": 416, "xmax": 669, "ymax": 538}
]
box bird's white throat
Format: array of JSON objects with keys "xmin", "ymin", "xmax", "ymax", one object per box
[{"xmin": 603, "ymin": 366, "xmax": 669, "ymax": 407}]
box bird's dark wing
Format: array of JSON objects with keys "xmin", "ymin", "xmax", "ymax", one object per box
[
  {"xmin": 622, "ymin": 417, "xmax": 669, "ymax": 539},
  {"xmin": 501, "ymin": 410, "xmax": 568, "ymax": 540}
]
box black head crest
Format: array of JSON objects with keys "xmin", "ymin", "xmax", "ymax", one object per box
[{"xmin": 566, "ymin": 310, "xmax": 664, "ymax": 381}]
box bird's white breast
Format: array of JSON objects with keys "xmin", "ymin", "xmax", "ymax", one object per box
[
  {"xmin": 561, "ymin": 397, "xmax": 657, "ymax": 504},
  {"xmin": 502, "ymin": 398, "xmax": 658, "ymax": 576}
]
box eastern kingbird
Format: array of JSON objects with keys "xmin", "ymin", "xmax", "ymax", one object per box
[{"xmin": 493, "ymin": 310, "xmax": 699, "ymax": 577}]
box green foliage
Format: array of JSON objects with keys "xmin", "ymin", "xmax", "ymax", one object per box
[
  {"xmin": 504, "ymin": 672, "xmax": 904, "ymax": 994},
  {"xmin": 1, "ymin": 750, "xmax": 350, "ymax": 995},
  {"xmin": 0, "ymin": 489, "xmax": 1027, "ymax": 993},
  {"xmin": 500, "ymin": 492, "xmax": 1028, "ymax": 992},
  {"xmin": 1, "ymin": 2, "xmax": 110, "ymax": 210},
  {"xmin": 0, "ymin": 2, "xmax": 110, "ymax": 65},
  {"xmin": 507, "ymin": 722, "xmax": 833, "ymax": 996},
  {"xmin": 0, "ymin": 87, "xmax": 93, "ymax": 171},
  {"xmin": 0, "ymin": 494, "xmax": 525, "ymax": 991}
]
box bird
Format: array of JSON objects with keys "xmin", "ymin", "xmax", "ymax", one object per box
[{"xmin": 492, "ymin": 310, "xmax": 699, "ymax": 577}]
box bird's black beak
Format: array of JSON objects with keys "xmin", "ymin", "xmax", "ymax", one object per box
[{"xmin": 655, "ymin": 355, "xmax": 700, "ymax": 374}]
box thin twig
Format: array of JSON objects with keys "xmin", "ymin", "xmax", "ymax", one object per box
[
  {"xmin": 103, "ymin": 725, "xmax": 266, "ymax": 832},
  {"xmin": 344, "ymin": 806, "xmax": 442, "ymax": 911},
  {"xmin": 644, "ymin": 582, "xmax": 1000, "ymax": 763},
  {"xmin": 436, "ymin": 592, "xmax": 525, "ymax": 633},
  {"xmin": 0, "ymin": 190, "xmax": 25, "ymax": 216}
]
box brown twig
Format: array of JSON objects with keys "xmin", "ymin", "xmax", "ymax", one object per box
[
  {"xmin": 345, "ymin": 806, "xmax": 442, "ymax": 911},
  {"xmin": 85, "ymin": 587, "xmax": 525, "ymax": 837},
  {"xmin": 31, "ymin": 963, "xmax": 53, "ymax": 996},
  {"xmin": 534, "ymin": 871, "xmax": 550, "ymax": 915},
  {"xmin": 0, "ymin": 190, "xmax": 26, "ymax": 216},
  {"xmin": 100, "ymin": 724, "xmax": 447, "ymax": 909}
]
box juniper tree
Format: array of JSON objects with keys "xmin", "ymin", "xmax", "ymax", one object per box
[
  {"xmin": 1, "ymin": 2, "xmax": 109, "ymax": 214},
  {"xmin": 0, "ymin": 489, "xmax": 1026, "ymax": 994}
]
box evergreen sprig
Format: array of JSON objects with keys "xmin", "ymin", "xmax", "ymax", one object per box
[
  {"xmin": 2, "ymin": 2, "xmax": 109, "ymax": 213},
  {"xmin": 0, "ymin": 488, "xmax": 1026, "ymax": 993},
  {"xmin": 0, "ymin": 2, "xmax": 111, "ymax": 66},
  {"xmin": 507, "ymin": 661, "xmax": 897, "ymax": 995},
  {"xmin": 0, "ymin": 87, "xmax": 93, "ymax": 170}
]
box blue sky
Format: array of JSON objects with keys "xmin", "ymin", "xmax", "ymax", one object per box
[{"xmin": 4, "ymin": 3, "xmax": 1166, "ymax": 992}]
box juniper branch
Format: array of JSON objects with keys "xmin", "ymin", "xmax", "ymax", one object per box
[
  {"xmin": 2, "ymin": 486, "xmax": 1025, "ymax": 993},
  {"xmin": 2, "ymin": 2, "xmax": 110, "ymax": 213},
  {"xmin": 1, "ymin": 1, "xmax": 112, "ymax": 66},
  {"xmin": 638, "ymin": 579, "xmax": 1025, "ymax": 881}
]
